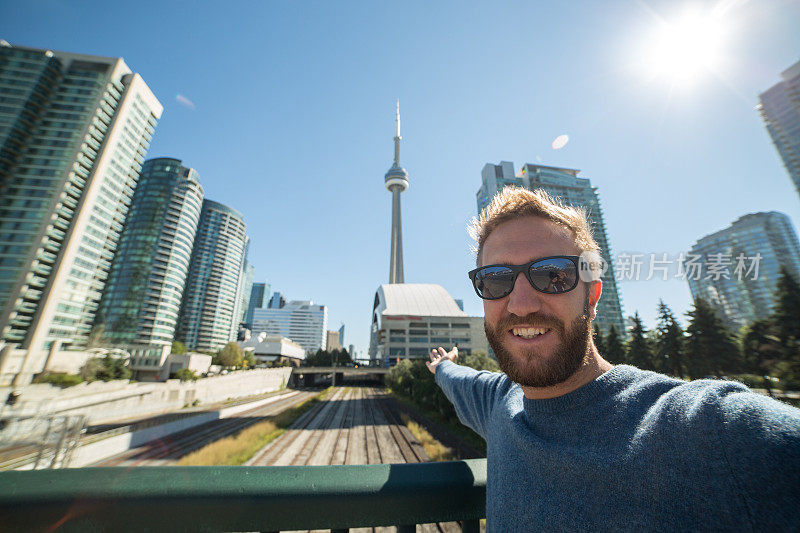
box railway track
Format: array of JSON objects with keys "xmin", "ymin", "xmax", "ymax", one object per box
[
  {"xmin": 249, "ymin": 387, "xmax": 468, "ymax": 533},
  {"xmin": 90, "ymin": 389, "xmax": 318, "ymax": 467}
]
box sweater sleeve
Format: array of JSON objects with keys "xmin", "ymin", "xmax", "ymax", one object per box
[
  {"xmin": 712, "ymin": 386, "xmax": 800, "ymax": 529},
  {"xmin": 434, "ymin": 360, "xmax": 507, "ymax": 439}
]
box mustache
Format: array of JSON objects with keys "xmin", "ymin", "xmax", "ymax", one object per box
[{"xmin": 493, "ymin": 313, "xmax": 564, "ymax": 333}]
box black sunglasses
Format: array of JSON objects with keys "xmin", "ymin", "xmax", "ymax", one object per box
[{"xmin": 468, "ymin": 255, "xmax": 580, "ymax": 300}]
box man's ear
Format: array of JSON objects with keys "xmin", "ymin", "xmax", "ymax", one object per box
[{"xmin": 587, "ymin": 280, "xmax": 602, "ymax": 320}]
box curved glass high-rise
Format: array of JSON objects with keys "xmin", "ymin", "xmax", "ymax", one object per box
[
  {"xmin": 94, "ymin": 158, "xmax": 203, "ymax": 354},
  {"xmin": 0, "ymin": 43, "xmax": 162, "ymax": 385},
  {"xmin": 177, "ymin": 199, "xmax": 247, "ymax": 352}
]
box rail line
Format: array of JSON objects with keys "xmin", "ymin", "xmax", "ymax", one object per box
[{"xmin": 249, "ymin": 387, "xmax": 467, "ymax": 533}]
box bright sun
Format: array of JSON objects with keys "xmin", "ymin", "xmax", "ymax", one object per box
[{"xmin": 646, "ymin": 9, "xmax": 726, "ymax": 84}]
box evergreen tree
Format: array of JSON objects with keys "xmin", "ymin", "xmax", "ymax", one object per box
[
  {"xmin": 655, "ymin": 300, "xmax": 686, "ymax": 379},
  {"xmin": 604, "ymin": 325, "xmax": 626, "ymax": 365},
  {"xmin": 685, "ymin": 298, "xmax": 740, "ymax": 378},
  {"xmin": 593, "ymin": 324, "xmax": 608, "ymax": 356},
  {"xmin": 773, "ymin": 267, "xmax": 800, "ymax": 369},
  {"xmin": 626, "ymin": 312, "xmax": 656, "ymax": 370},
  {"xmin": 741, "ymin": 318, "xmax": 781, "ymax": 395}
]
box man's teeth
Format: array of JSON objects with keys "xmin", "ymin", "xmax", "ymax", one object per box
[{"xmin": 511, "ymin": 327, "xmax": 549, "ymax": 339}]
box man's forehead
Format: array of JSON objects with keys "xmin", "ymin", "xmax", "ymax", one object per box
[{"xmin": 481, "ymin": 217, "xmax": 579, "ymax": 263}]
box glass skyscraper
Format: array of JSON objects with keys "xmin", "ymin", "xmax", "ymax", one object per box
[
  {"xmin": 176, "ymin": 199, "xmax": 248, "ymax": 352},
  {"xmin": 244, "ymin": 281, "xmax": 270, "ymax": 328},
  {"xmin": 477, "ymin": 161, "xmax": 626, "ymax": 335},
  {"xmin": 0, "ymin": 42, "xmax": 162, "ymax": 384},
  {"xmin": 94, "ymin": 158, "xmax": 203, "ymax": 355},
  {"xmin": 686, "ymin": 212, "xmax": 800, "ymax": 330},
  {"xmin": 758, "ymin": 60, "xmax": 800, "ymax": 200}
]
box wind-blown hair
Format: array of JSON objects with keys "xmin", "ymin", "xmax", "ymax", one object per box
[{"xmin": 470, "ymin": 186, "xmax": 600, "ymax": 265}]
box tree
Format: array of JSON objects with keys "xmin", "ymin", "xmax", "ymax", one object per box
[
  {"xmin": 604, "ymin": 325, "xmax": 626, "ymax": 365},
  {"xmin": 243, "ymin": 350, "xmax": 256, "ymax": 368},
  {"xmin": 741, "ymin": 319, "xmax": 781, "ymax": 395},
  {"xmin": 213, "ymin": 342, "xmax": 243, "ymax": 368},
  {"xmin": 81, "ymin": 355, "xmax": 132, "ymax": 382},
  {"xmin": 593, "ymin": 324, "xmax": 607, "ymax": 356},
  {"xmin": 772, "ymin": 267, "xmax": 800, "ymax": 378},
  {"xmin": 626, "ymin": 312, "xmax": 656, "ymax": 370},
  {"xmin": 462, "ymin": 350, "xmax": 499, "ymax": 372},
  {"xmin": 685, "ymin": 298, "xmax": 740, "ymax": 378},
  {"xmin": 171, "ymin": 341, "xmax": 187, "ymax": 355},
  {"xmin": 655, "ymin": 300, "xmax": 686, "ymax": 379}
]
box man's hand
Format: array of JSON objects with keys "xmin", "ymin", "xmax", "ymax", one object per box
[{"xmin": 426, "ymin": 346, "xmax": 458, "ymax": 374}]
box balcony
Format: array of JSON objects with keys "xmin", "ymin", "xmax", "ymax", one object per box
[{"xmin": 0, "ymin": 460, "xmax": 487, "ymax": 531}]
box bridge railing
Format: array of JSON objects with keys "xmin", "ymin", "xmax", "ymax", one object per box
[{"xmin": 0, "ymin": 459, "xmax": 487, "ymax": 532}]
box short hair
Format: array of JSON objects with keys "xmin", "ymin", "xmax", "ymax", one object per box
[{"xmin": 470, "ymin": 186, "xmax": 600, "ymax": 265}]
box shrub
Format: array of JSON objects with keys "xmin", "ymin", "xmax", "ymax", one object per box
[
  {"xmin": 33, "ymin": 372, "xmax": 83, "ymax": 388},
  {"xmin": 174, "ymin": 368, "xmax": 198, "ymax": 382}
]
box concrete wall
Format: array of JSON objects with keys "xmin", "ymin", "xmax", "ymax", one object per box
[
  {"xmin": 68, "ymin": 390, "xmax": 302, "ymax": 467},
  {"xmin": 0, "ymin": 345, "xmax": 96, "ymax": 386},
  {"xmin": 0, "ymin": 367, "xmax": 292, "ymax": 425}
]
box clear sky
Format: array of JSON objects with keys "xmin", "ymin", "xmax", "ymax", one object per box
[{"xmin": 3, "ymin": 0, "xmax": 799, "ymax": 356}]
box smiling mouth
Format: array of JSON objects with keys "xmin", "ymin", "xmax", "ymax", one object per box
[{"xmin": 510, "ymin": 327, "xmax": 551, "ymax": 339}]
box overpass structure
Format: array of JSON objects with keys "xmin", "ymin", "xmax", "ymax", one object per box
[{"xmin": 290, "ymin": 366, "xmax": 388, "ymax": 387}]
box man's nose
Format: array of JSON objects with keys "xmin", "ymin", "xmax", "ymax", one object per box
[{"xmin": 506, "ymin": 272, "xmax": 542, "ymax": 316}]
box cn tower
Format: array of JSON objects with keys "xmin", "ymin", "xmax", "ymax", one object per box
[{"xmin": 385, "ymin": 100, "xmax": 409, "ymax": 284}]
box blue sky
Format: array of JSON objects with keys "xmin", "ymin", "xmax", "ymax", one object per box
[{"xmin": 3, "ymin": 1, "xmax": 800, "ymax": 355}]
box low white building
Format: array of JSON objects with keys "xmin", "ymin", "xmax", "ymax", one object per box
[
  {"xmin": 240, "ymin": 333, "xmax": 306, "ymax": 366},
  {"xmin": 368, "ymin": 283, "xmax": 488, "ymax": 367}
]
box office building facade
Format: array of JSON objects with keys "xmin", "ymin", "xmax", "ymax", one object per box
[
  {"xmin": 251, "ymin": 300, "xmax": 328, "ymax": 353},
  {"xmin": 758, "ymin": 60, "xmax": 800, "ymax": 199},
  {"xmin": 94, "ymin": 158, "xmax": 203, "ymax": 355},
  {"xmin": 477, "ymin": 162, "xmax": 626, "ymax": 335},
  {"xmin": 0, "ymin": 42, "xmax": 162, "ymax": 382},
  {"xmin": 176, "ymin": 200, "xmax": 247, "ymax": 352},
  {"xmin": 244, "ymin": 281, "xmax": 270, "ymax": 327},
  {"xmin": 686, "ymin": 211, "xmax": 800, "ymax": 330}
]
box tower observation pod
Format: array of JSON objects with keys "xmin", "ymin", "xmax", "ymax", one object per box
[{"xmin": 385, "ymin": 100, "xmax": 409, "ymax": 284}]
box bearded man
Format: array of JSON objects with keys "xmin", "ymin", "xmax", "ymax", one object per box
[{"xmin": 427, "ymin": 186, "xmax": 800, "ymax": 531}]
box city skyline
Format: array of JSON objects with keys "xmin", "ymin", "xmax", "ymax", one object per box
[{"xmin": 2, "ymin": 1, "xmax": 800, "ymax": 355}]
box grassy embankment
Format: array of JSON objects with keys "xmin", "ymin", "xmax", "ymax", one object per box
[
  {"xmin": 177, "ymin": 387, "xmax": 334, "ymax": 466},
  {"xmin": 400, "ymin": 413, "xmax": 454, "ymax": 461},
  {"xmin": 388, "ymin": 390, "xmax": 486, "ymax": 458}
]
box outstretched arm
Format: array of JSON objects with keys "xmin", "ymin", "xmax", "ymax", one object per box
[{"xmin": 429, "ymin": 345, "xmax": 506, "ymax": 439}]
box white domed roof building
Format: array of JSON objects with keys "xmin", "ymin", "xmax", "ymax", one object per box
[{"xmin": 368, "ymin": 283, "xmax": 488, "ymax": 367}]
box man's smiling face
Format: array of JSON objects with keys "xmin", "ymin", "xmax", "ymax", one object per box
[{"xmin": 480, "ymin": 216, "xmax": 597, "ymax": 387}]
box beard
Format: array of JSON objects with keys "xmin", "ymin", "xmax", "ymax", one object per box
[{"xmin": 485, "ymin": 312, "xmax": 592, "ymax": 388}]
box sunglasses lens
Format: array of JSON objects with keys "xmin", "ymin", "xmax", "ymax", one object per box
[
  {"xmin": 529, "ymin": 258, "xmax": 577, "ymax": 294},
  {"xmin": 474, "ymin": 266, "xmax": 515, "ymax": 299}
]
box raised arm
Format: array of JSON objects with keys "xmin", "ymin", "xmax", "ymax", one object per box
[{"xmin": 429, "ymin": 346, "xmax": 506, "ymax": 439}]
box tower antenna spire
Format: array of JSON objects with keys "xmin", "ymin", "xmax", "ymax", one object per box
[{"xmin": 394, "ymin": 99, "xmax": 401, "ymax": 165}]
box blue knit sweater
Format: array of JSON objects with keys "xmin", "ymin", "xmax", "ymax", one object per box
[{"xmin": 434, "ymin": 361, "xmax": 800, "ymax": 532}]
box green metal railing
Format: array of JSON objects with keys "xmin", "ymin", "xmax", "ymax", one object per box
[{"xmin": 0, "ymin": 459, "xmax": 486, "ymax": 532}]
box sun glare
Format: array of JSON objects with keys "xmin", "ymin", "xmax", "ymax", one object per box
[{"xmin": 646, "ymin": 8, "xmax": 726, "ymax": 84}]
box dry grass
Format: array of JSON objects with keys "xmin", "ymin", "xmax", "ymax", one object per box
[
  {"xmin": 177, "ymin": 387, "xmax": 334, "ymax": 466},
  {"xmin": 401, "ymin": 413, "xmax": 454, "ymax": 461}
]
